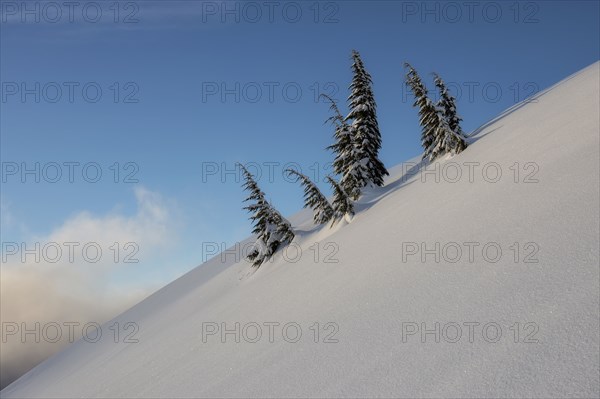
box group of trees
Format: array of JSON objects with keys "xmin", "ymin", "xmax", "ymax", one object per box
[
  {"xmin": 239, "ymin": 51, "xmax": 469, "ymax": 267},
  {"xmin": 404, "ymin": 63, "xmax": 468, "ymax": 161}
]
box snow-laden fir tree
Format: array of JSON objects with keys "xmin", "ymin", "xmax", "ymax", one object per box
[
  {"xmin": 286, "ymin": 169, "xmax": 334, "ymax": 225},
  {"xmin": 404, "ymin": 62, "xmax": 439, "ymax": 160},
  {"xmin": 321, "ymin": 93, "xmax": 363, "ymax": 200},
  {"xmin": 239, "ymin": 164, "xmax": 294, "ymax": 267},
  {"xmin": 405, "ymin": 63, "xmax": 459, "ymax": 162},
  {"xmin": 326, "ymin": 176, "xmax": 354, "ymax": 226},
  {"xmin": 433, "ymin": 73, "xmax": 468, "ymax": 154},
  {"xmin": 345, "ymin": 50, "xmax": 388, "ymax": 190}
]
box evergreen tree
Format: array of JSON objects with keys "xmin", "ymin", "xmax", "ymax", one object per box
[
  {"xmin": 321, "ymin": 93, "xmax": 362, "ymax": 200},
  {"xmin": 264, "ymin": 207, "xmax": 295, "ymax": 260},
  {"xmin": 286, "ymin": 169, "xmax": 334, "ymax": 225},
  {"xmin": 433, "ymin": 73, "xmax": 468, "ymax": 154},
  {"xmin": 405, "ymin": 63, "xmax": 456, "ymax": 162},
  {"xmin": 346, "ymin": 50, "xmax": 388, "ymax": 189},
  {"xmin": 239, "ymin": 164, "xmax": 294, "ymax": 267},
  {"xmin": 405, "ymin": 62, "xmax": 438, "ymax": 160},
  {"xmin": 326, "ymin": 176, "xmax": 354, "ymax": 226}
]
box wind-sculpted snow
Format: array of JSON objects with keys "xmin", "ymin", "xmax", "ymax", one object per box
[{"xmin": 2, "ymin": 62, "xmax": 599, "ymax": 398}]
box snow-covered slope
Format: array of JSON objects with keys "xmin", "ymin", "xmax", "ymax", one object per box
[{"xmin": 3, "ymin": 62, "xmax": 599, "ymax": 398}]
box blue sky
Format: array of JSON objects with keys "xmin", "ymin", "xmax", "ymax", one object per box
[{"xmin": 1, "ymin": 0, "xmax": 599, "ymax": 288}]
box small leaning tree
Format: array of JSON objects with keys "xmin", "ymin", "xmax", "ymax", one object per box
[
  {"xmin": 405, "ymin": 62, "xmax": 440, "ymax": 161},
  {"xmin": 322, "ymin": 93, "xmax": 363, "ymax": 200},
  {"xmin": 433, "ymin": 73, "xmax": 468, "ymax": 154},
  {"xmin": 240, "ymin": 164, "xmax": 294, "ymax": 267},
  {"xmin": 405, "ymin": 63, "xmax": 459, "ymax": 162},
  {"xmin": 326, "ymin": 176, "xmax": 354, "ymax": 226},
  {"xmin": 286, "ymin": 169, "xmax": 334, "ymax": 225}
]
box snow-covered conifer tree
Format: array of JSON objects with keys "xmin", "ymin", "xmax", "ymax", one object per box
[
  {"xmin": 405, "ymin": 63, "xmax": 460, "ymax": 162},
  {"xmin": 239, "ymin": 164, "xmax": 294, "ymax": 267},
  {"xmin": 345, "ymin": 50, "xmax": 388, "ymax": 189},
  {"xmin": 326, "ymin": 176, "xmax": 354, "ymax": 226},
  {"xmin": 405, "ymin": 62, "xmax": 439, "ymax": 160},
  {"xmin": 286, "ymin": 169, "xmax": 334, "ymax": 225},
  {"xmin": 321, "ymin": 93, "xmax": 363, "ymax": 200},
  {"xmin": 433, "ymin": 73, "xmax": 468, "ymax": 154}
]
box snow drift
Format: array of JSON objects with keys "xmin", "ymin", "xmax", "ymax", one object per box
[{"xmin": 2, "ymin": 61, "xmax": 599, "ymax": 398}]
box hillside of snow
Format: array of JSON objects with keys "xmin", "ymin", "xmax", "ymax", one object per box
[{"xmin": 2, "ymin": 62, "xmax": 599, "ymax": 398}]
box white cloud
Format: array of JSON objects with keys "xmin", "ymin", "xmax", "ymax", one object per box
[{"xmin": 0, "ymin": 186, "xmax": 179, "ymax": 389}]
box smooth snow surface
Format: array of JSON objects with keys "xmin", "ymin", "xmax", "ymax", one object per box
[{"xmin": 3, "ymin": 62, "xmax": 599, "ymax": 398}]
